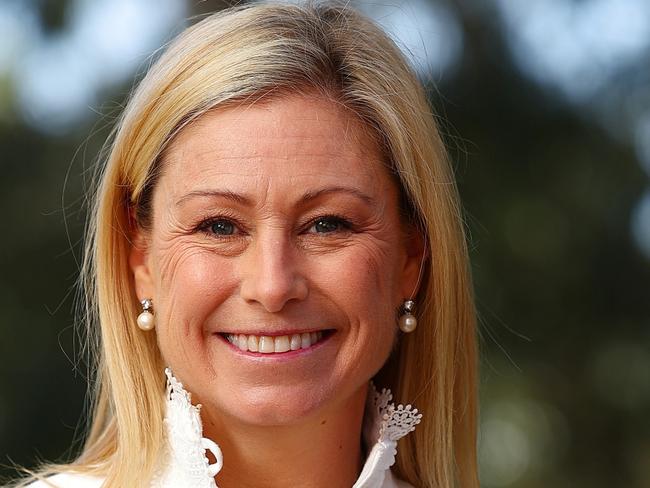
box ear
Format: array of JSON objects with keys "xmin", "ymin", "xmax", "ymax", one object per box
[
  {"xmin": 399, "ymin": 226, "xmax": 429, "ymax": 300},
  {"xmin": 129, "ymin": 224, "xmax": 155, "ymax": 301}
]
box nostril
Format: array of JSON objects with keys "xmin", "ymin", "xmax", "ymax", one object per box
[{"xmin": 239, "ymin": 263, "xmax": 309, "ymax": 313}]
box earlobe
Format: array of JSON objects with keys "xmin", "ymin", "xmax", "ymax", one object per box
[{"xmin": 129, "ymin": 229, "xmax": 155, "ymax": 300}]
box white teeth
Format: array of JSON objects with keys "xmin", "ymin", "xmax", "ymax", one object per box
[
  {"xmin": 224, "ymin": 332, "xmax": 327, "ymax": 353},
  {"xmin": 259, "ymin": 336, "xmax": 275, "ymax": 353},
  {"xmin": 274, "ymin": 335, "xmax": 290, "ymax": 353}
]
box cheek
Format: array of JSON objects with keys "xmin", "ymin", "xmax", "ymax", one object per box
[
  {"xmin": 322, "ymin": 239, "xmax": 402, "ymax": 314},
  {"xmin": 152, "ymin": 241, "xmax": 237, "ymax": 362},
  {"xmin": 316, "ymin": 239, "xmax": 402, "ymax": 364}
]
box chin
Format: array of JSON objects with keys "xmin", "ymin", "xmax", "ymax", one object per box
[{"xmin": 216, "ymin": 382, "xmax": 334, "ymax": 426}]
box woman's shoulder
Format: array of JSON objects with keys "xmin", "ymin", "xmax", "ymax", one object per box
[
  {"xmin": 23, "ymin": 471, "xmax": 410, "ymax": 488},
  {"xmin": 22, "ymin": 465, "xmax": 410, "ymax": 488},
  {"xmin": 23, "ymin": 470, "xmax": 410, "ymax": 487},
  {"xmin": 25, "ymin": 473, "xmax": 104, "ymax": 488}
]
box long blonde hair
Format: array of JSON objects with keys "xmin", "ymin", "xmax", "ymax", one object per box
[{"xmin": 17, "ymin": 3, "xmax": 478, "ymax": 487}]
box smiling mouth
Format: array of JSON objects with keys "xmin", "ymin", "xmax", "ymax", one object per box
[{"xmin": 220, "ymin": 330, "xmax": 335, "ymax": 354}]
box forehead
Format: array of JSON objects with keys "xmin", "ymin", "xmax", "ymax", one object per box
[{"xmin": 159, "ymin": 95, "xmax": 392, "ymax": 196}]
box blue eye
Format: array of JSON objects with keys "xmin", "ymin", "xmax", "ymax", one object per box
[
  {"xmin": 209, "ymin": 219, "xmax": 235, "ymax": 235},
  {"xmin": 311, "ymin": 216, "xmax": 350, "ymax": 234},
  {"xmin": 196, "ymin": 214, "xmax": 352, "ymax": 238}
]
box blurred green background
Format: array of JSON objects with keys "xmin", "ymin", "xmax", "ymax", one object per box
[{"xmin": 1, "ymin": 0, "xmax": 649, "ymax": 486}]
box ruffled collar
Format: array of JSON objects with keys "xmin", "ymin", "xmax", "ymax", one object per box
[{"xmin": 151, "ymin": 368, "xmax": 422, "ymax": 488}]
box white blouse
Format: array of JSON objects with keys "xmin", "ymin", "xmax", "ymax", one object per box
[{"xmin": 30, "ymin": 369, "xmax": 422, "ymax": 488}]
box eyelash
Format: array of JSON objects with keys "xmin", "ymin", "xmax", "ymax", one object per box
[{"xmin": 194, "ymin": 213, "xmax": 354, "ymax": 238}]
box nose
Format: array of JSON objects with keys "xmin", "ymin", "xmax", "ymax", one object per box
[{"xmin": 239, "ymin": 230, "xmax": 308, "ymax": 312}]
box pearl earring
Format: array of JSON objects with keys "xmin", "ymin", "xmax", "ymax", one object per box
[
  {"xmin": 399, "ymin": 299, "xmax": 417, "ymax": 333},
  {"xmin": 399, "ymin": 234, "xmax": 428, "ymax": 334},
  {"xmin": 137, "ymin": 298, "xmax": 155, "ymax": 331}
]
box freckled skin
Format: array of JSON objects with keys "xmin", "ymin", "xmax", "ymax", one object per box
[{"xmin": 131, "ymin": 94, "xmax": 423, "ymax": 429}]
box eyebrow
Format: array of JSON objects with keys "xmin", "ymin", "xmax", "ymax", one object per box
[{"xmin": 175, "ymin": 185, "xmax": 376, "ymax": 208}]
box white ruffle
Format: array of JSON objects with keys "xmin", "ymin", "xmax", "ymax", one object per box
[
  {"xmin": 353, "ymin": 386, "xmax": 422, "ymax": 488},
  {"xmin": 150, "ymin": 369, "xmax": 223, "ymax": 487},
  {"xmin": 153, "ymin": 368, "xmax": 421, "ymax": 488}
]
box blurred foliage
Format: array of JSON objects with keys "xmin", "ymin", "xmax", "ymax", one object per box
[{"xmin": 1, "ymin": 0, "xmax": 649, "ymax": 487}]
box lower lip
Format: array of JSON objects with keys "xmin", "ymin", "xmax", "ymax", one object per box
[{"xmin": 215, "ymin": 332, "xmax": 335, "ymax": 361}]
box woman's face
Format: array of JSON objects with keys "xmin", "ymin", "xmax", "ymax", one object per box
[{"xmin": 130, "ymin": 94, "xmax": 424, "ymax": 426}]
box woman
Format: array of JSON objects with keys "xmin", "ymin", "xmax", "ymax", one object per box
[{"xmin": 17, "ymin": 2, "xmax": 478, "ymax": 487}]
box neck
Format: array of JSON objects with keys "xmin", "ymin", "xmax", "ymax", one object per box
[{"xmin": 200, "ymin": 386, "xmax": 368, "ymax": 488}]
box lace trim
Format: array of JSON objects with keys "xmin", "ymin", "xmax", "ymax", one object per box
[
  {"xmin": 150, "ymin": 369, "xmax": 222, "ymax": 488},
  {"xmin": 354, "ymin": 384, "xmax": 422, "ymax": 488},
  {"xmin": 363, "ymin": 384, "xmax": 422, "ymax": 445}
]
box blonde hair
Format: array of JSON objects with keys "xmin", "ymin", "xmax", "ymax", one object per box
[{"xmin": 16, "ymin": 3, "xmax": 478, "ymax": 487}]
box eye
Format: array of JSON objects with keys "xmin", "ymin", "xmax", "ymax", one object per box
[
  {"xmin": 208, "ymin": 219, "xmax": 236, "ymax": 235},
  {"xmin": 308, "ymin": 215, "xmax": 352, "ymax": 234},
  {"xmin": 195, "ymin": 216, "xmax": 241, "ymax": 237}
]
